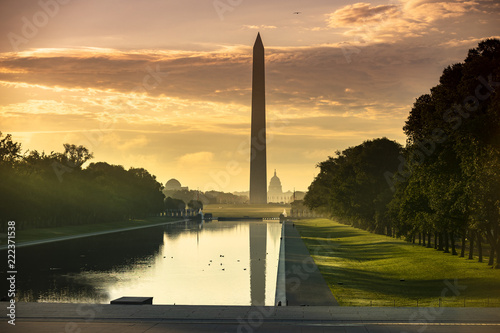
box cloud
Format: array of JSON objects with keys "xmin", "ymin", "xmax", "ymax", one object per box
[
  {"xmin": 178, "ymin": 151, "xmax": 215, "ymax": 166},
  {"xmin": 1, "ymin": 99, "xmax": 87, "ymax": 116},
  {"xmin": 1, "ymin": 33, "xmax": 497, "ymax": 192},
  {"xmin": 327, "ymin": 1, "xmax": 483, "ymax": 43},
  {"xmin": 328, "ymin": 3, "xmax": 400, "ymax": 27},
  {"xmin": 404, "ymin": 0, "xmax": 479, "ymax": 22},
  {"xmin": 439, "ymin": 35, "xmax": 500, "ymax": 47},
  {"xmin": 0, "ymin": 40, "xmax": 475, "ymax": 128},
  {"xmin": 114, "ymin": 134, "xmax": 149, "ymax": 151},
  {"xmin": 243, "ymin": 25, "xmax": 277, "ymax": 30},
  {"xmin": 302, "ymin": 148, "xmax": 339, "ymax": 160}
]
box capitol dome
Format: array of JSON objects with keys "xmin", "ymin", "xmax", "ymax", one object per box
[
  {"xmin": 268, "ymin": 170, "xmax": 294, "ymax": 203},
  {"xmin": 268, "ymin": 170, "xmax": 282, "ymax": 193},
  {"xmin": 165, "ymin": 178, "xmax": 182, "ymax": 191}
]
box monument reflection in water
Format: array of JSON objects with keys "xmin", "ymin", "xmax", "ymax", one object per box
[{"xmin": 12, "ymin": 220, "xmax": 282, "ymax": 306}]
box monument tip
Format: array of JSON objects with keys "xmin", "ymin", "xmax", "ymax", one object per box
[{"xmin": 254, "ymin": 32, "xmax": 263, "ymax": 47}]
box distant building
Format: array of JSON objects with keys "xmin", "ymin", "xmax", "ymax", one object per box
[
  {"xmin": 267, "ymin": 170, "xmax": 290, "ymax": 203},
  {"xmin": 267, "ymin": 170, "xmax": 306, "ymax": 203},
  {"xmin": 267, "ymin": 170, "xmax": 282, "ymax": 202},
  {"xmin": 165, "ymin": 178, "xmax": 188, "ymax": 191}
]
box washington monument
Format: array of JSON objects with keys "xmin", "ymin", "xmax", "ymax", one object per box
[{"xmin": 249, "ymin": 33, "xmax": 267, "ymax": 204}]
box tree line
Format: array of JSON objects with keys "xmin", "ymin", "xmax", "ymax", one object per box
[
  {"xmin": 0, "ymin": 136, "xmax": 165, "ymax": 232},
  {"xmin": 164, "ymin": 189, "xmax": 247, "ymax": 205},
  {"xmin": 304, "ymin": 39, "xmax": 500, "ymax": 268}
]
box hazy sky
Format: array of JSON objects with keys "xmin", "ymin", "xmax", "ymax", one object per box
[{"xmin": 1, "ymin": 0, "xmax": 499, "ymax": 192}]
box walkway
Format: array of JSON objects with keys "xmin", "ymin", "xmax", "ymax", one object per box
[
  {"xmin": 3, "ymin": 302, "xmax": 500, "ymax": 333},
  {"xmin": 284, "ymin": 221, "xmax": 339, "ymax": 306}
]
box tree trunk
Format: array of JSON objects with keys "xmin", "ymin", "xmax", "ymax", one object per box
[
  {"xmin": 477, "ymin": 232, "xmax": 483, "ymax": 263},
  {"xmin": 489, "ymin": 245, "xmax": 495, "ymax": 266},
  {"xmin": 485, "ymin": 227, "xmax": 498, "ymax": 267},
  {"xmin": 496, "ymin": 242, "xmax": 500, "ymax": 269},
  {"xmin": 444, "ymin": 232, "xmax": 450, "ymax": 253},
  {"xmin": 422, "ymin": 232, "xmax": 426, "ymax": 246},
  {"xmin": 451, "ymin": 232, "xmax": 457, "ymax": 255},
  {"xmin": 418, "ymin": 233, "xmax": 422, "ymax": 245},
  {"xmin": 468, "ymin": 230, "xmax": 475, "ymax": 260},
  {"xmin": 427, "ymin": 232, "xmax": 432, "ymax": 248},
  {"xmin": 460, "ymin": 231, "xmax": 466, "ymax": 257},
  {"xmin": 438, "ymin": 232, "xmax": 444, "ymax": 251},
  {"xmin": 494, "ymin": 225, "xmax": 500, "ymax": 269},
  {"xmin": 434, "ymin": 232, "xmax": 438, "ymax": 249}
]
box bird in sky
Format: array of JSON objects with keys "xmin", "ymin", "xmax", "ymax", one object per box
[{"xmin": 293, "ymin": 12, "xmax": 301, "ymax": 14}]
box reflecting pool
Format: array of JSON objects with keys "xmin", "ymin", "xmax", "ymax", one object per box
[{"xmin": 5, "ymin": 220, "xmax": 282, "ymax": 305}]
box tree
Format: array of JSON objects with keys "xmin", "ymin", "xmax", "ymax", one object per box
[
  {"xmin": 0, "ymin": 132, "xmax": 21, "ymax": 165},
  {"xmin": 0, "ymin": 135, "xmax": 166, "ymax": 232},
  {"xmin": 304, "ymin": 157, "xmax": 337, "ymax": 214},
  {"xmin": 188, "ymin": 200, "xmax": 203, "ymax": 211},
  {"xmin": 60, "ymin": 144, "xmax": 93, "ymax": 169},
  {"xmin": 305, "ymin": 38, "xmax": 500, "ymax": 267},
  {"xmin": 305, "ymin": 138, "xmax": 402, "ymax": 235},
  {"xmin": 165, "ymin": 197, "xmax": 186, "ymax": 211},
  {"xmin": 398, "ymin": 38, "xmax": 500, "ymax": 266}
]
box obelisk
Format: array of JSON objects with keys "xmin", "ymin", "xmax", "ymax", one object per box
[{"xmin": 249, "ymin": 33, "xmax": 267, "ymax": 204}]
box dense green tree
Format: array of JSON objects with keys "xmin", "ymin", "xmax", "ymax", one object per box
[
  {"xmin": 305, "ymin": 138, "xmax": 402, "ymax": 235},
  {"xmin": 0, "ymin": 137, "xmax": 166, "ymax": 232},
  {"xmin": 188, "ymin": 199, "xmax": 203, "ymax": 211},
  {"xmin": 165, "ymin": 197, "xmax": 186, "ymax": 211},
  {"xmin": 401, "ymin": 38, "xmax": 500, "ymax": 266},
  {"xmin": 305, "ymin": 38, "xmax": 500, "ymax": 267},
  {"xmin": 304, "ymin": 157, "xmax": 337, "ymax": 213},
  {"xmin": 0, "ymin": 132, "xmax": 21, "ymax": 164}
]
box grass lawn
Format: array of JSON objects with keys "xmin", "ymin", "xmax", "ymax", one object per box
[
  {"xmin": 2, "ymin": 216, "xmax": 181, "ymax": 245},
  {"xmin": 295, "ymin": 218, "xmax": 500, "ymax": 307},
  {"xmin": 204, "ymin": 203, "xmax": 290, "ymax": 218}
]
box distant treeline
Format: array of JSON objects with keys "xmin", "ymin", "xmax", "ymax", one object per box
[
  {"xmin": 0, "ymin": 139, "xmax": 165, "ymax": 231},
  {"xmin": 164, "ymin": 189, "xmax": 247, "ymax": 205},
  {"xmin": 305, "ymin": 39, "xmax": 500, "ymax": 268}
]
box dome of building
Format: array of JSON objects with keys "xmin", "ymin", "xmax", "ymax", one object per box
[
  {"xmin": 268, "ymin": 170, "xmax": 282, "ymax": 193},
  {"xmin": 165, "ymin": 178, "xmax": 182, "ymax": 191}
]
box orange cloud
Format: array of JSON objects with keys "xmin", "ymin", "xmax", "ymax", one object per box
[
  {"xmin": 243, "ymin": 25, "xmax": 277, "ymax": 30},
  {"xmin": 328, "ymin": 3, "xmax": 400, "ymax": 27},
  {"xmin": 327, "ymin": 1, "xmax": 482, "ymax": 43}
]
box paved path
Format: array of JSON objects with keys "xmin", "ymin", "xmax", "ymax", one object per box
[
  {"xmin": 0, "ymin": 219, "xmax": 188, "ymax": 251},
  {"xmin": 284, "ymin": 222, "xmax": 339, "ymax": 306},
  {"xmin": 3, "ymin": 302, "xmax": 500, "ymax": 333}
]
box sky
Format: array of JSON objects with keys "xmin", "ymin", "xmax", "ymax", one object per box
[{"xmin": 0, "ymin": 0, "xmax": 499, "ymax": 193}]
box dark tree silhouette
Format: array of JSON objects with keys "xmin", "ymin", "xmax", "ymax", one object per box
[{"xmin": 305, "ymin": 39, "xmax": 500, "ymax": 268}]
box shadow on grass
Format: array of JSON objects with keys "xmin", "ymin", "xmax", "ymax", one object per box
[
  {"xmin": 293, "ymin": 220, "xmax": 500, "ymax": 303},
  {"xmin": 303, "ymin": 237, "xmax": 409, "ymax": 262},
  {"xmin": 319, "ymin": 267, "xmax": 487, "ymax": 298}
]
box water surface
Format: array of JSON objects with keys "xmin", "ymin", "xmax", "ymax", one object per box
[{"xmin": 6, "ymin": 220, "xmax": 282, "ymax": 305}]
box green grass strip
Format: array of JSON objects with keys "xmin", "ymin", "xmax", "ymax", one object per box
[{"xmin": 295, "ymin": 218, "xmax": 500, "ymax": 307}]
